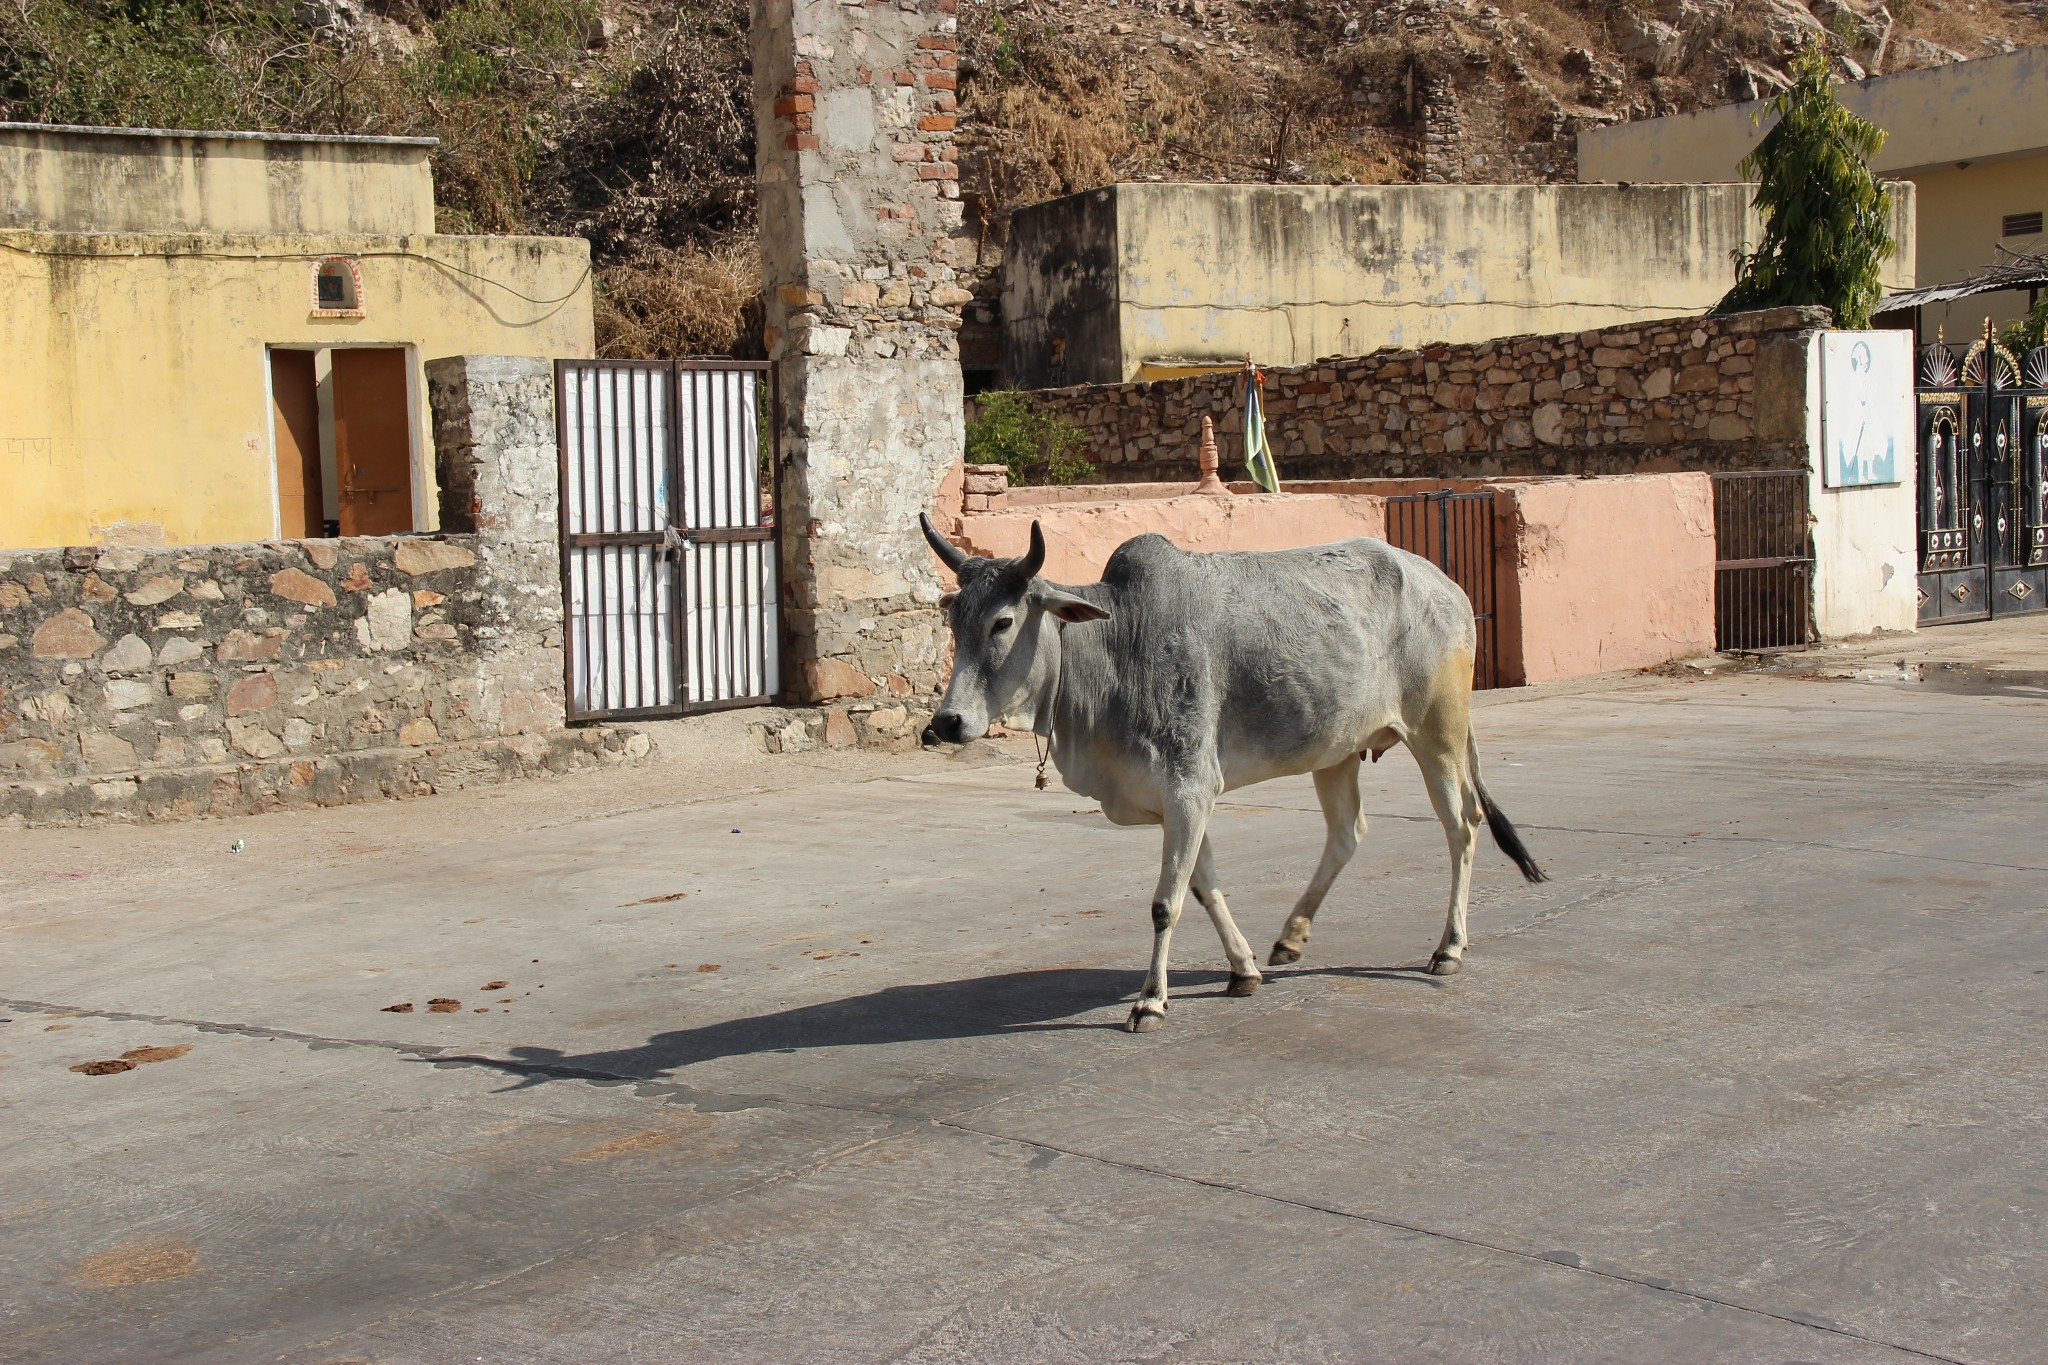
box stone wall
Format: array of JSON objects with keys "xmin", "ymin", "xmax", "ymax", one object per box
[
  {"xmin": 1022, "ymin": 306, "xmax": 1831, "ymax": 484},
  {"xmin": 1, "ymin": 356, "xmax": 643, "ymax": 827},
  {"xmin": 752, "ymin": 0, "xmax": 973, "ymax": 711}
]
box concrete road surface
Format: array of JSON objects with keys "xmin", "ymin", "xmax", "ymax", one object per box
[{"xmin": 4, "ymin": 623, "xmax": 2046, "ymax": 1363}]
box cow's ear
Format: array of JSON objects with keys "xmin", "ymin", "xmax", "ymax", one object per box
[
  {"xmin": 938, "ymin": 590, "xmax": 959, "ymax": 610},
  {"xmin": 1037, "ymin": 588, "xmax": 1110, "ymax": 623}
]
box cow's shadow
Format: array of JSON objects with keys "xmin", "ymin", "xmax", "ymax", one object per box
[{"xmin": 455, "ymin": 963, "xmax": 1439, "ymax": 1088}]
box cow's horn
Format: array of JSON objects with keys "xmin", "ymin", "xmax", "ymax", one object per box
[
  {"xmin": 1020, "ymin": 521, "xmax": 1046, "ymax": 579},
  {"xmin": 919, "ymin": 512, "xmax": 969, "ymax": 572}
]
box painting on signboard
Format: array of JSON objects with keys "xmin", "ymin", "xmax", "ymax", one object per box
[{"xmin": 1822, "ymin": 333, "xmax": 1909, "ymax": 488}]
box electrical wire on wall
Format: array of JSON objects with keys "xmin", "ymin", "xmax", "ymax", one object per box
[{"xmin": 0, "ymin": 240, "xmax": 591, "ymax": 308}]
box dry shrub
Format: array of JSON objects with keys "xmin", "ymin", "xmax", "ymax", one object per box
[
  {"xmin": 594, "ymin": 240, "xmax": 761, "ymax": 360},
  {"xmin": 967, "ymin": 39, "xmax": 1140, "ymax": 213}
]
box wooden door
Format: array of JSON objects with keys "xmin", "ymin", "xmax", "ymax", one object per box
[
  {"xmin": 332, "ymin": 348, "xmax": 414, "ymax": 536},
  {"xmin": 270, "ymin": 350, "xmax": 323, "ymax": 538}
]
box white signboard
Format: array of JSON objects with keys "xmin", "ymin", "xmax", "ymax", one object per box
[{"xmin": 1821, "ymin": 332, "xmax": 1911, "ymax": 488}]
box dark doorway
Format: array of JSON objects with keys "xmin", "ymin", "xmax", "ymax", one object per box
[{"xmin": 269, "ymin": 350, "xmax": 323, "ymax": 539}]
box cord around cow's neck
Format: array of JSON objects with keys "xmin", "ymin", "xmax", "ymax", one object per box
[{"xmin": 1034, "ymin": 621, "xmax": 1064, "ymax": 791}]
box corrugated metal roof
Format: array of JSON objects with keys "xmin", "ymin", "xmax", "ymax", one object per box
[{"xmin": 1880, "ymin": 246, "xmax": 2048, "ymax": 312}]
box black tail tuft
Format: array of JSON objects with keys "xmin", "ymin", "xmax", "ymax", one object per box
[{"xmin": 1478, "ymin": 781, "xmax": 1547, "ymax": 884}]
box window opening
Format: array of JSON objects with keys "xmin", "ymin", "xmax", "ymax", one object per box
[{"xmin": 312, "ymin": 257, "xmax": 365, "ymax": 317}]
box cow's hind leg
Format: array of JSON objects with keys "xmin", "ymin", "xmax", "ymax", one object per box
[
  {"xmin": 1130, "ymin": 793, "xmax": 1213, "ymax": 1032},
  {"xmin": 1192, "ymin": 836, "xmax": 1262, "ymax": 996},
  {"xmin": 1413, "ymin": 693, "xmax": 1484, "ymax": 975},
  {"xmin": 1269, "ymin": 759, "xmax": 1367, "ymax": 966}
]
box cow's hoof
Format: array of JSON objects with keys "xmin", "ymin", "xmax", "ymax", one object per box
[
  {"xmin": 1428, "ymin": 953, "xmax": 1463, "ymax": 976},
  {"xmin": 1127, "ymin": 1007, "xmax": 1166, "ymax": 1033},
  {"xmin": 1226, "ymin": 973, "xmax": 1262, "ymax": 996},
  {"xmin": 1268, "ymin": 942, "xmax": 1303, "ymax": 966}
]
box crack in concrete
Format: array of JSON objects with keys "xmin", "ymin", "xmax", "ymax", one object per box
[{"xmin": 933, "ymin": 1119, "xmax": 1981, "ymax": 1365}]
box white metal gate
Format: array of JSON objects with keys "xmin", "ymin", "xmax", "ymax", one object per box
[{"xmin": 556, "ymin": 359, "xmax": 781, "ymax": 721}]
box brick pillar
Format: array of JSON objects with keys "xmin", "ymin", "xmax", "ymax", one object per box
[{"xmin": 753, "ymin": 0, "xmax": 971, "ymax": 707}]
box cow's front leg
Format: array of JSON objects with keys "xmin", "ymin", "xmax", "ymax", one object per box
[
  {"xmin": 1130, "ymin": 794, "xmax": 1213, "ymax": 1032},
  {"xmin": 1270, "ymin": 759, "xmax": 1366, "ymax": 966}
]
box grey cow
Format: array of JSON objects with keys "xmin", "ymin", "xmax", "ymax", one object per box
[{"xmin": 919, "ymin": 515, "xmax": 1546, "ymax": 1033}]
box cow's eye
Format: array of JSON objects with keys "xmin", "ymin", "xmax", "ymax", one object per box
[{"xmin": 990, "ymin": 616, "xmax": 1013, "ymax": 636}]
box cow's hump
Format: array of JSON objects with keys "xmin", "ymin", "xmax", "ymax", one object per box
[{"xmin": 1101, "ymin": 533, "xmax": 1185, "ymax": 587}]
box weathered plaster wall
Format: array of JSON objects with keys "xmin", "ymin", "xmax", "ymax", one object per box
[
  {"xmin": 0, "ymin": 124, "xmax": 438, "ymax": 236},
  {"xmin": 1805, "ymin": 331, "xmax": 1921, "ymax": 638},
  {"xmin": 947, "ymin": 467, "xmax": 1717, "ymax": 686},
  {"xmin": 1001, "ymin": 183, "xmax": 1912, "ymax": 388},
  {"xmin": 752, "ymin": 0, "xmax": 972, "ymax": 708},
  {"xmin": 0, "ymin": 231, "xmax": 594, "ymax": 551},
  {"xmin": 1025, "ymin": 307, "xmax": 1831, "ymax": 484}
]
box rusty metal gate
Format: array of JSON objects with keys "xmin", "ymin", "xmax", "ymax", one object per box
[
  {"xmin": 556, "ymin": 359, "xmax": 781, "ymax": 721},
  {"xmin": 1711, "ymin": 470, "xmax": 1813, "ymax": 650},
  {"xmin": 1385, "ymin": 489, "xmax": 1498, "ymax": 689}
]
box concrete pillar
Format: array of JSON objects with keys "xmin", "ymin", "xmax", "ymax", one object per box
[
  {"xmin": 752, "ymin": 0, "xmax": 972, "ymax": 706},
  {"xmin": 427, "ymin": 355, "xmax": 567, "ymax": 735}
]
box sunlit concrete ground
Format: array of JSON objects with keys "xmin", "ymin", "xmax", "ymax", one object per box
[{"xmin": 4, "ymin": 619, "xmax": 2045, "ymax": 1363}]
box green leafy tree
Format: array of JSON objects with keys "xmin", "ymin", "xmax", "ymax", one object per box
[
  {"xmin": 2000, "ymin": 292, "xmax": 2048, "ymax": 358},
  {"xmin": 965, "ymin": 392, "xmax": 1093, "ymax": 486},
  {"xmin": 1716, "ymin": 43, "xmax": 1895, "ymax": 329}
]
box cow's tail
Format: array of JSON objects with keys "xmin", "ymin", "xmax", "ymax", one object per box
[{"xmin": 1468, "ymin": 732, "xmax": 1547, "ymax": 884}]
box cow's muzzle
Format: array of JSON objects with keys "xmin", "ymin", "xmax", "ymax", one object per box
[{"xmin": 925, "ymin": 710, "xmax": 971, "ymax": 746}]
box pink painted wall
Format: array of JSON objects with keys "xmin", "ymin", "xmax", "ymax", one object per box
[
  {"xmin": 946, "ymin": 473, "xmax": 1715, "ymax": 686},
  {"xmin": 956, "ymin": 491, "xmax": 1386, "ymax": 585},
  {"xmin": 1490, "ymin": 474, "xmax": 1717, "ymax": 685}
]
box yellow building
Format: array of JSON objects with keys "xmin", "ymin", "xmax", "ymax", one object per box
[
  {"xmin": 0, "ymin": 122, "xmax": 594, "ymax": 551},
  {"xmin": 1000, "ymin": 180, "xmax": 1913, "ymax": 389},
  {"xmin": 1576, "ymin": 47, "xmax": 2048, "ymax": 342}
]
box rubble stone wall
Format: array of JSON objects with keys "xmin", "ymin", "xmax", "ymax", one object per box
[{"xmin": 1023, "ymin": 306, "xmax": 1829, "ymax": 484}]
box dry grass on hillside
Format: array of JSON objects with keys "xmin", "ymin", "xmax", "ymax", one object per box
[{"xmin": 593, "ymin": 240, "xmax": 762, "ymax": 359}]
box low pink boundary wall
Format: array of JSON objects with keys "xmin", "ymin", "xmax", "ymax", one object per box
[
  {"xmin": 943, "ymin": 467, "xmax": 1714, "ymax": 686},
  {"xmin": 952, "ymin": 491, "xmax": 1386, "ymax": 586},
  {"xmin": 1491, "ymin": 473, "xmax": 1716, "ymax": 685}
]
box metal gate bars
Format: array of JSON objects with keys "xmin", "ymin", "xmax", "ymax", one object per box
[
  {"xmin": 1385, "ymin": 490, "xmax": 1498, "ymax": 689},
  {"xmin": 1710, "ymin": 471, "xmax": 1814, "ymax": 651},
  {"xmin": 1914, "ymin": 337, "xmax": 2048, "ymax": 624},
  {"xmin": 555, "ymin": 360, "xmax": 782, "ymax": 722}
]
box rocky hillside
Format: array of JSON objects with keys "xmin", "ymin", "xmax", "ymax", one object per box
[{"xmin": 2, "ymin": 0, "xmax": 2041, "ymax": 359}]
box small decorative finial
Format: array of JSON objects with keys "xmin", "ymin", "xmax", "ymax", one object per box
[{"xmin": 1194, "ymin": 415, "xmax": 1228, "ymax": 496}]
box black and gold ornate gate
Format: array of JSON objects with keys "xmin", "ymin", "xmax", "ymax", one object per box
[{"xmin": 1915, "ymin": 335, "xmax": 2048, "ymax": 625}]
